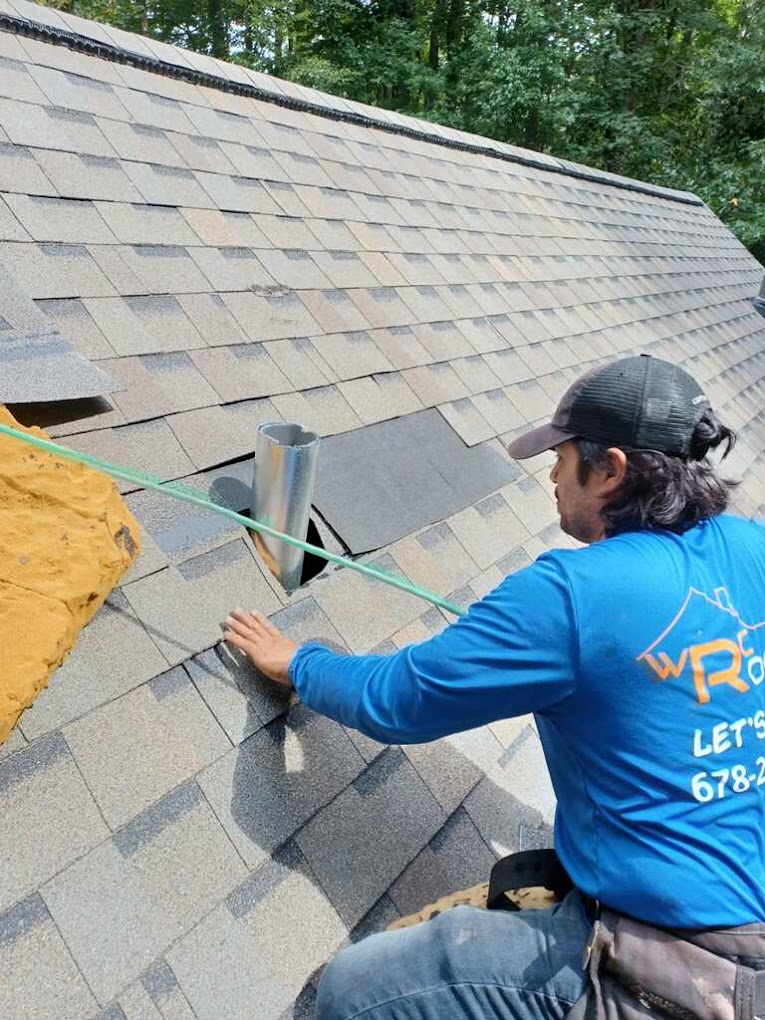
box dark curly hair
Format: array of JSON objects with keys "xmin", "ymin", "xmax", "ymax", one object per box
[{"xmin": 575, "ymin": 407, "xmax": 738, "ymax": 536}]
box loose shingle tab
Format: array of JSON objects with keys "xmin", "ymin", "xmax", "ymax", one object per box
[
  {"xmin": 0, "ymin": 329, "xmax": 119, "ymax": 402},
  {"xmin": 0, "ymin": 264, "xmax": 117, "ymax": 401}
]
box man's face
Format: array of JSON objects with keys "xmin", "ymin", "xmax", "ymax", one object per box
[{"xmin": 549, "ymin": 440, "xmax": 606, "ymax": 544}]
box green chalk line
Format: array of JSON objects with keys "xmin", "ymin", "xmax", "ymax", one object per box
[{"xmin": 0, "ymin": 422, "xmax": 467, "ymax": 618}]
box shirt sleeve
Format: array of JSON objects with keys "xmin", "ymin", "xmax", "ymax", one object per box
[{"xmin": 289, "ymin": 553, "xmax": 579, "ymax": 744}]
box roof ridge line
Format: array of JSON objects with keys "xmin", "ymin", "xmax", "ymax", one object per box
[{"xmin": 0, "ymin": 10, "xmax": 703, "ymax": 208}]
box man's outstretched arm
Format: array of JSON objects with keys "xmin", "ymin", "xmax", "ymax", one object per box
[{"xmin": 224, "ymin": 554, "xmax": 578, "ymax": 744}]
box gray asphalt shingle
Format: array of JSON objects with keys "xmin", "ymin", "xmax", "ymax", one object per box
[
  {"xmin": 103, "ymin": 352, "xmax": 219, "ymax": 421},
  {"xmin": 0, "ymin": 894, "xmax": 99, "ymax": 1020},
  {"xmin": 1, "ymin": 241, "xmax": 115, "ymax": 299},
  {"xmin": 198, "ymin": 704, "xmax": 366, "ymax": 868},
  {"xmin": 63, "ymin": 668, "xmax": 231, "ymax": 828},
  {"xmin": 19, "ymin": 592, "xmax": 168, "ymax": 740},
  {"xmin": 167, "ymin": 845, "xmax": 346, "ymax": 1020},
  {"xmin": 0, "ymin": 733, "xmax": 109, "ymax": 913},
  {"xmin": 42, "ymin": 782, "xmax": 247, "ymax": 1005},
  {"xmin": 2, "ymin": 10, "xmax": 764, "ymax": 1019},
  {"xmin": 123, "ymin": 539, "xmax": 281, "ymax": 666}
]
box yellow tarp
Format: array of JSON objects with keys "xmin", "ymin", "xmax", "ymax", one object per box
[{"xmin": 0, "ymin": 407, "xmax": 141, "ymax": 743}]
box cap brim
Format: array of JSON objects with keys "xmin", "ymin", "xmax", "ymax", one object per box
[{"xmin": 506, "ymin": 423, "xmax": 576, "ymax": 459}]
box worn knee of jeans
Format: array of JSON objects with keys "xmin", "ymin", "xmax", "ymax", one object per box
[{"xmin": 315, "ymin": 941, "xmax": 365, "ymax": 1020}]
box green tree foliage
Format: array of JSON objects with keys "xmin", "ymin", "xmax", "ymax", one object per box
[{"xmin": 45, "ymin": 0, "xmax": 765, "ymax": 262}]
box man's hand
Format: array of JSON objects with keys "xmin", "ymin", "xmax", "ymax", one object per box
[{"xmin": 223, "ymin": 609, "xmax": 298, "ymax": 688}]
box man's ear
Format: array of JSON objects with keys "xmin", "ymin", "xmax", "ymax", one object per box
[{"xmin": 600, "ymin": 447, "xmax": 628, "ymax": 492}]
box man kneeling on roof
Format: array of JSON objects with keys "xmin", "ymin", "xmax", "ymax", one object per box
[{"xmin": 225, "ymin": 354, "xmax": 765, "ymax": 1020}]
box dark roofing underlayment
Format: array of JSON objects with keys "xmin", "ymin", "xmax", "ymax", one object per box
[{"xmin": 1, "ymin": 0, "xmax": 764, "ymax": 1015}]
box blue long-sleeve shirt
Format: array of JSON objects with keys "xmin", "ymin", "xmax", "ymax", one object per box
[{"xmin": 291, "ymin": 514, "xmax": 765, "ymax": 929}]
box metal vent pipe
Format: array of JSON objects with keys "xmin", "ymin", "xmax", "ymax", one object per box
[{"xmin": 252, "ymin": 422, "xmax": 321, "ymax": 592}]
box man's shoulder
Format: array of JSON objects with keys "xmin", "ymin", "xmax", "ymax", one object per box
[{"xmin": 538, "ymin": 514, "xmax": 765, "ymax": 590}]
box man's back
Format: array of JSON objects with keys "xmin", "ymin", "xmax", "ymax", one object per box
[{"xmin": 541, "ymin": 514, "xmax": 765, "ymax": 927}]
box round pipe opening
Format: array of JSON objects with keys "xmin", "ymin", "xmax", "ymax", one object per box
[{"xmin": 257, "ymin": 422, "xmax": 319, "ymax": 449}]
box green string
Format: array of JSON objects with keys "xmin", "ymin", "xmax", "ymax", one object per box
[{"xmin": 0, "ymin": 422, "xmax": 467, "ymax": 618}]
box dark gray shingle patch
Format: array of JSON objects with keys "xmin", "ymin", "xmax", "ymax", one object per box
[
  {"xmin": 0, "ymin": 732, "xmax": 68, "ymax": 796},
  {"xmin": 313, "ymin": 408, "xmax": 516, "ymax": 553},
  {"xmin": 142, "ymin": 959, "xmax": 180, "ymax": 1002},
  {"xmin": 97, "ymin": 1004, "xmax": 128, "ymax": 1020},
  {"xmin": 197, "ymin": 703, "xmax": 366, "ymax": 868},
  {"xmin": 113, "ymin": 782, "xmax": 204, "ymax": 857},
  {"xmin": 388, "ymin": 807, "xmax": 497, "ymax": 917},
  {"xmin": 348, "ymin": 893, "xmax": 401, "ymax": 942},
  {"xmin": 295, "ymin": 748, "xmax": 446, "ymax": 928},
  {"xmin": 0, "ymin": 893, "xmax": 50, "ymax": 946}
]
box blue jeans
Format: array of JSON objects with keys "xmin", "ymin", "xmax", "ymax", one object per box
[{"xmin": 315, "ymin": 892, "xmax": 592, "ymax": 1020}]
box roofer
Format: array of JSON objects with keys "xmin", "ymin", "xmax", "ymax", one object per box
[{"xmin": 224, "ymin": 354, "xmax": 765, "ymax": 1020}]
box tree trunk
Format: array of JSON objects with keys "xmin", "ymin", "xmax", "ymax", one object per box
[
  {"xmin": 430, "ymin": 0, "xmax": 448, "ymax": 70},
  {"xmin": 208, "ymin": 0, "xmax": 228, "ymax": 57},
  {"xmin": 446, "ymin": 0, "xmax": 465, "ymax": 53}
]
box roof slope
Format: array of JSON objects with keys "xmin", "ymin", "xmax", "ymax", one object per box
[{"xmin": 1, "ymin": 2, "xmax": 764, "ymax": 1017}]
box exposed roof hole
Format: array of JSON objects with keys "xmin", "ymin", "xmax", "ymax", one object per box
[
  {"xmin": 248, "ymin": 514, "xmax": 329, "ymax": 592},
  {"xmin": 7, "ymin": 396, "xmax": 117, "ymax": 430}
]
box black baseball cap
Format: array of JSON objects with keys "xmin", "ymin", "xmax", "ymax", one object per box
[{"xmin": 507, "ymin": 355, "xmax": 711, "ymax": 460}]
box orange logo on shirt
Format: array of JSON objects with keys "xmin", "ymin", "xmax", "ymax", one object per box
[{"xmin": 637, "ymin": 588, "xmax": 765, "ymax": 704}]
